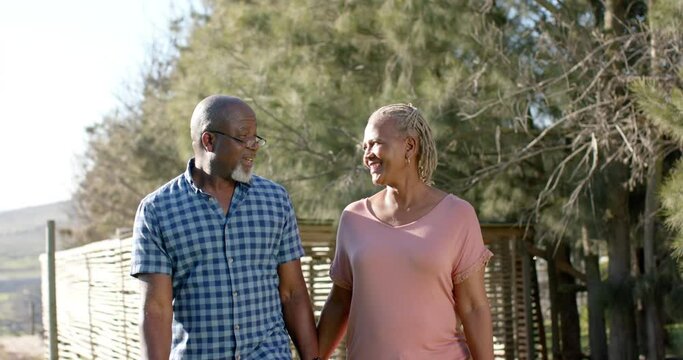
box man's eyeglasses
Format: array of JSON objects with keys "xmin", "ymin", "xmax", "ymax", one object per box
[{"xmin": 205, "ymin": 130, "xmax": 266, "ymax": 148}]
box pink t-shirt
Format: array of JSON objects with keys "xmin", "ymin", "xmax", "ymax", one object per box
[{"xmin": 330, "ymin": 194, "xmax": 493, "ymax": 359}]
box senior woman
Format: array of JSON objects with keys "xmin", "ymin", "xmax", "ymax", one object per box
[{"xmin": 317, "ymin": 104, "xmax": 494, "ymax": 359}]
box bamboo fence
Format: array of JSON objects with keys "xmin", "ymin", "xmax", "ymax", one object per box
[{"xmin": 40, "ymin": 222, "xmax": 545, "ymax": 359}]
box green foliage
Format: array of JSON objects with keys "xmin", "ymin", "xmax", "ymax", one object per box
[
  {"xmin": 72, "ymin": 0, "xmax": 683, "ymax": 269},
  {"xmin": 75, "ymin": 0, "xmax": 683, "ymax": 243},
  {"xmin": 661, "ymin": 159, "xmax": 683, "ymax": 259},
  {"xmin": 632, "ymin": 78, "xmax": 683, "ymax": 144},
  {"xmin": 75, "ymin": 0, "xmax": 555, "ymax": 232},
  {"xmin": 649, "ymin": 0, "xmax": 683, "ymax": 32},
  {"xmin": 161, "ymin": 0, "xmax": 531, "ymax": 220},
  {"xmin": 630, "ymin": 12, "xmax": 683, "ymax": 259},
  {"xmin": 632, "ymin": 74, "xmax": 683, "ymax": 258}
]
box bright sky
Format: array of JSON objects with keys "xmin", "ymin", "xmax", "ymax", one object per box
[{"xmin": 0, "ymin": 1, "xmax": 193, "ymax": 212}]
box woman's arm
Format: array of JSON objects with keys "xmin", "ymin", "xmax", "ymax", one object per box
[
  {"xmin": 317, "ymin": 284, "xmax": 352, "ymax": 359},
  {"xmin": 454, "ymin": 267, "xmax": 494, "ymax": 360}
]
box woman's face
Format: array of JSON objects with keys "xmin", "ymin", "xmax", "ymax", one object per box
[{"xmin": 362, "ymin": 115, "xmax": 407, "ymax": 186}]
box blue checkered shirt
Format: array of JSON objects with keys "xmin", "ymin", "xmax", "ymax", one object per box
[{"xmin": 131, "ymin": 159, "xmax": 304, "ymax": 359}]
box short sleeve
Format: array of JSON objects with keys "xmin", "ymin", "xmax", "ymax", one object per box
[
  {"xmin": 329, "ymin": 211, "xmax": 352, "ymax": 290},
  {"xmin": 130, "ymin": 198, "xmax": 172, "ymax": 277},
  {"xmin": 275, "ymin": 192, "xmax": 304, "ymax": 264},
  {"xmin": 451, "ymin": 204, "xmax": 493, "ymax": 284}
]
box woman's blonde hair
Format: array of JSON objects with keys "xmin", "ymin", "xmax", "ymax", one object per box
[{"xmin": 370, "ymin": 103, "xmax": 437, "ymax": 184}]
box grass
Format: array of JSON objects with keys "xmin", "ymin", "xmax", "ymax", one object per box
[
  {"xmin": 0, "ymin": 256, "xmax": 41, "ymax": 336},
  {"xmin": 0, "ymin": 293, "xmax": 11, "ymax": 303},
  {"xmin": 0, "ymin": 271, "xmax": 40, "ymax": 282},
  {"xmin": 0, "ymin": 256, "xmax": 40, "ymax": 271},
  {"xmin": 0, "ymin": 292, "xmax": 40, "ymax": 336},
  {"xmin": 0, "ymin": 255, "xmax": 41, "ymax": 282}
]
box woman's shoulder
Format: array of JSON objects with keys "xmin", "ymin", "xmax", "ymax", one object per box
[
  {"xmin": 342, "ymin": 198, "xmax": 368, "ymax": 214},
  {"xmin": 438, "ymin": 192, "xmax": 477, "ymax": 215}
]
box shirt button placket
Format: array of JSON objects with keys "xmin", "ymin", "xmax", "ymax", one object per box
[{"xmin": 226, "ymin": 227, "xmax": 242, "ymax": 357}]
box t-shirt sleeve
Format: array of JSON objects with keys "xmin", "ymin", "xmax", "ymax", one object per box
[
  {"xmin": 452, "ymin": 203, "xmax": 493, "ymax": 284},
  {"xmin": 329, "ymin": 211, "xmax": 352, "ymax": 290},
  {"xmin": 130, "ymin": 198, "xmax": 173, "ymax": 277},
  {"xmin": 276, "ymin": 192, "xmax": 305, "ymax": 264}
]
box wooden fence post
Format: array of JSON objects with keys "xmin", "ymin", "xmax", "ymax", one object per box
[
  {"xmin": 522, "ymin": 243, "xmax": 535, "ymax": 360},
  {"xmin": 29, "ymin": 300, "xmax": 35, "ymax": 335},
  {"xmin": 46, "ymin": 220, "xmax": 58, "ymax": 360}
]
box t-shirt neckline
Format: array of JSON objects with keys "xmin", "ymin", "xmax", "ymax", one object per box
[{"xmin": 363, "ymin": 193, "xmax": 451, "ymax": 229}]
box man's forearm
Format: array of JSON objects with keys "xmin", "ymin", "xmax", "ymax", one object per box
[
  {"xmin": 141, "ymin": 305, "xmax": 172, "ymax": 360},
  {"xmin": 282, "ymin": 290, "xmax": 319, "ymax": 359}
]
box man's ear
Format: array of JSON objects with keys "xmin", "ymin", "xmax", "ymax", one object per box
[
  {"xmin": 404, "ymin": 136, "xmax": 417, "ymax": 159},
  {"xmin": 201, "ymin": 132, "xmax": 215, "ymax": 152}
]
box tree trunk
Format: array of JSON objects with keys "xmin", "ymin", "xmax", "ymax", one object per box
[
  {"xmin": 604, "ymin": 0, "xmax": 628, "ymax": 34},
  {"xmin": 600, "ymin": 1, "xmax": 638, "ymax": 358},
  {"xmin": 582, "ymin": 225, "xmax": 608, "ymax": 360},
  {"xmin": 643, "ymin": 156, "xmax": 664, "ymax": 360},
  {"xmin": 585, "ymin": 254, "xmax": 608, "ymax": 360},
  {"xmin": 557, "ymin": 243, "xmax": 582, "ymax": 360},
  {"xmin": 605, "ymin": 162, "xmax": 637, "ymax": 360},
  {"xmin": 547, "ymin": 251, "xmax": 562, "ymax": 360}
]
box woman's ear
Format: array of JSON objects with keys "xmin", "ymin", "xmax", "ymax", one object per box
[{"xmin": 404, "ymin": 136, "xmax": 417, "ymax": 159}]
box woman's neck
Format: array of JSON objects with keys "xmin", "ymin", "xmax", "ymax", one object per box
[{"xmin": 383, "ymin": 181, "xmax": 431, "ymax": 210}]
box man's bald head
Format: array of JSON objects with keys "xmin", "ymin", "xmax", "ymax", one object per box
[
  {"xmin": 190, "ymin": 95, "xmax": 259, "ymax": 182},
  {"xmin": 190, "ymin": 95, "xmax": 254, "ymax": 149}
]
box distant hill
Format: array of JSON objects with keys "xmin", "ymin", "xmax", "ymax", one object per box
[
  {"xmin": 0, "ymin": 201, "xmax": 76, "ymax": 259},
  {"xmin": 0, "ymin": 201, "xmax": 77, "ymax": 335}
]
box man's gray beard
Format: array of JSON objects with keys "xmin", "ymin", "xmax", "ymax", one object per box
[{"xmin": 231, "ymin": 165, "xmax": 253, "ymax": 183}]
